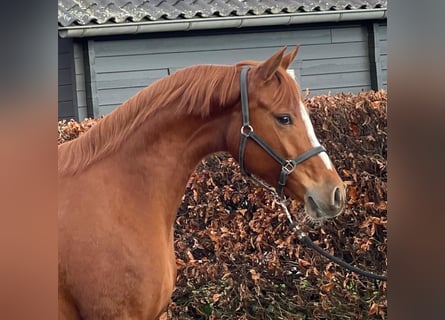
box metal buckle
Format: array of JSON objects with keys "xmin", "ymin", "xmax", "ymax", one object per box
[
  {"xmin": 282, "ymin": 160, "xmax": 296, "ymax": 174},
  {"xmin": 240, "ymin": 124, "xmax": 254, "ymax": 137}
]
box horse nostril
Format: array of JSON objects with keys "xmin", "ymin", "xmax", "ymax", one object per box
[{"xmin": 332, "ymin": 187, "xmax": 343, "ymax": 209}]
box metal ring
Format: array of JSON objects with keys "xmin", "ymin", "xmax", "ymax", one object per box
[
  {"xmin": 282, "ymin": 160, "xmax": 296, "ymax": 174},
  {"xmin": 240, "ymin": 124, "xmax": 254, "ymax": 137}
]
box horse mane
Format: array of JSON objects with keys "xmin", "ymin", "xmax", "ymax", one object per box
[
  {"xmin": 58, "ymin": 61, "xmax": 301, "ymax": 176},
  {"xmin": 59, "ymin": 64, "xmax": 241, "ymax": 176}
]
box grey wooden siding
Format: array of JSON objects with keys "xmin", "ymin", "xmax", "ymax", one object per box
[
  {"xmin": 87, "ymin": 25, "xmax": 376, "ymax": 117},
  {"xmin": 73, "ymin": 42, "xmax": 89, "ymax": 120},
  {"xmin": 378, "ymin": 22, "xmax": 387, "ymax": 88},
  {"xmin": 58, "ymin": 39, "xmax": 77, "ymax": 120}
]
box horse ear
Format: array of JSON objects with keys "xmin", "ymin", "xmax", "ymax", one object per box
[
  {"xmin": 281, "ymin": 45, "xmax": 300, "ymax": 70},
  {"xmin": 255, "ymin": 46, "xmax": 287, "ymax": 81}
]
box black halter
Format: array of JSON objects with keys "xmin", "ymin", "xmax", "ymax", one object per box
[
  {"xmin": 238, "ymin": 66, "xmax": 326, "ymax": 197},
  {"xmin": 237, "ymin": 67, "xmax": 388, "ymax": 282}
]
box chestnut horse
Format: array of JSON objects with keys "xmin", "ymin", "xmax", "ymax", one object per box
[{"xmin": 58, "ymin": 46, "xmax": 345, "ymax": 319}]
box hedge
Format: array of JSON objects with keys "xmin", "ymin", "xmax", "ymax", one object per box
[{"xmin": 58, "ymin": 90, "xmax": 387, "ymax": 320}]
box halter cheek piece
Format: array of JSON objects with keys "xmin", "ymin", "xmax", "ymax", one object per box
[{"xmin": 238, "ymin": 67, "xmax": 326, "ymax": 197}]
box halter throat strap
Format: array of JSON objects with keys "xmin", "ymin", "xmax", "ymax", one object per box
[{"xmin": 238, "ymin": 66, "xmax": 326, "ymax": 197}]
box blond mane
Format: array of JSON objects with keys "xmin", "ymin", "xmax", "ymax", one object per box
[{"xmin": 58, "ymin": 64, "xmax": 241, "ymax": 175}]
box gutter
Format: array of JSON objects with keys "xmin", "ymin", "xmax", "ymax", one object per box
[{"xmin": 58, "ymin": 9, "xmax": 387, "ymax": 38}]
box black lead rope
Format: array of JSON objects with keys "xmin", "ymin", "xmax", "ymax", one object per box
[
  {"xmin": 289, "ymin": 220, "xmax": 388, "ymax": 281},
  {"xmin": 272, "ymin": 198, "xmax": 388, "ymax": 281}
]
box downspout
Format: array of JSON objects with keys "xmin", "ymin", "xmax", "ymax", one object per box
[{"xmin": 58, "ymin": 9, "xmax": 387, "ymax": 38}]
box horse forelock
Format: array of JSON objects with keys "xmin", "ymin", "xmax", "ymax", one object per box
[
  {"xmin": 272, "ymin": 68, "xmax": 303, "ymax": 109},
  {"xmin": 236, "ymin": 59, "xmax": 303, "ymax": 108},
  {"xmin": 58, "ymin": 64, "xmax": 241, "ymax": 176}
]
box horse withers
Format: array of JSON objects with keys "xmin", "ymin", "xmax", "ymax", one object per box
[{"xmin": 58, "ymin": 46, "xmax": 345, "ymax": 319}]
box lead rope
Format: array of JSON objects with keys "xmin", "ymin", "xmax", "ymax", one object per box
[{"xmin": 271, "ymin": 193, "xmax": 388, "ymax": 281}]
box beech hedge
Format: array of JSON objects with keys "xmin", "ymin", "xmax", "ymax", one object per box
[{"xmin": 58, "ymin": 90, "xmax": 387, "ymax": 320}]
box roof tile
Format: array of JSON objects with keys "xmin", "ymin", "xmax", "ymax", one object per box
[{"xmin": 58, "ymin": 0, "xmax": 387, "ymax": 27}]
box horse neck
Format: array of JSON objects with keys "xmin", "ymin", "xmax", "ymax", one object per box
[
  {"xmin": 109, "ymin": 98, "xmax": 235, "ymax": 226},
  {"xmin": 61, "ymin": 65, "xmax": 241, "ymax": 228}
]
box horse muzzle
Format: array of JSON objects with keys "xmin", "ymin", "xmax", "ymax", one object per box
[{"xmin": 304, "ymin": 184, "xmax": 345, "ymax": 220}]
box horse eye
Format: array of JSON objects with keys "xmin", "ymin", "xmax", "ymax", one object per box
[{"xmin": 276, "ymin": 115, "xmax": 293, "ymax": 125}]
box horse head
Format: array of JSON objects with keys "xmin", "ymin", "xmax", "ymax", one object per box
[{"xmin": 227, "ymin": 46, "xmax": 346, "ymax": 220}]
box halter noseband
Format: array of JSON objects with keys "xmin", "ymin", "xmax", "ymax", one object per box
[{"xmin": 238, "ymin": 66, "xmax": 326, "ymax": 197}]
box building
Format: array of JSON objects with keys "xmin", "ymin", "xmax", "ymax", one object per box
[{"xmin": 58, "ymin": 0, "xmax": 387, "ymax": 120}]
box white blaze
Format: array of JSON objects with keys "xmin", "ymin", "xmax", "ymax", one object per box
[
  {"xmin": 299, "ymin": 101, "xmax": 333, "ymax": 170},
  {"xmin": 287, "ymin": 69, "xmax": 333, "ymax": 170}
]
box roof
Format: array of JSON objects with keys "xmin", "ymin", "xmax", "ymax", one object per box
[{"xmin": 58, "ymin": 0, "xmax": 387, "ymax": 27}]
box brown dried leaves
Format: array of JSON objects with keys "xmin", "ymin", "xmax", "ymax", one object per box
[{"xmin": 58, "ymin": 90, "xmax": 387, "ymax": 319}]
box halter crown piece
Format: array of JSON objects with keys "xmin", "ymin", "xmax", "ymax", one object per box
[{"xmin": 237, "ymin": 67, "xmax": 326, "ymax": 198}]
